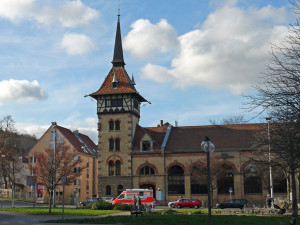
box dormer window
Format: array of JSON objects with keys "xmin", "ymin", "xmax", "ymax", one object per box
[
  {"xmin": 112, "ymin": 73, "xmax": 118, "ymax": 88},
  {"xmin": 142, "ymin": 141, "xmax": 151, "ymax": 151}
]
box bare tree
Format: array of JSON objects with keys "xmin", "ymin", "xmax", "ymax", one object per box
[
  {"xmin": 243, "ymin": 2, "xmax": 300, "ymax": 215},
  {"xmin": 209, "ymin": 115, "xmax": 246, "ymax": 125},
  {"xmin": 33, "ymin": 142, "xmax": 83, "ymax": 213}
]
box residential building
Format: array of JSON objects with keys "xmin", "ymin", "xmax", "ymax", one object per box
[{"xmin": 27, "ymin": 123, "xmax": 98, "ymax": 203}]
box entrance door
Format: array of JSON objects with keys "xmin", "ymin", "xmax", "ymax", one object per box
[{"xmin": 139, "ymin": 184, "xmax": 156, "ymax": 198}]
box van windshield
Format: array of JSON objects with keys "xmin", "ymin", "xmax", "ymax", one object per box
[{"xmin": 118, "ymin": 194, "xmax": 125, "ymax": 199}]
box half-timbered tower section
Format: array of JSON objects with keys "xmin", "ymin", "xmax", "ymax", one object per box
[{"xmin": 90, "ymin": 14, "xmax": 147, "ymax": 197}]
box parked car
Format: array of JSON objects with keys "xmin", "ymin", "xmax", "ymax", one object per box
[
  {"xmin": 168, "ymin": 199, "xmax": 180, "ymax": 208},
  {"xmin": 79, "ymin": 197, "xmax": 100, "ymax": 206},
  {"xmin": 173, "ymin": 198, "xmax": 202, "ymax": 209},
  {"xmin": 101, "ymin": 197, "xmax": 114, "ymax": 203},
  {"xmin": 216, "ymin": 199, "xmax": 248, "ymax": 209}
]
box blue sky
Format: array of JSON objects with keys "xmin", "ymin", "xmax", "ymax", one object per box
[{"xmin": 0, "ymin": 0, "xmax": 293, "ymax": 143}]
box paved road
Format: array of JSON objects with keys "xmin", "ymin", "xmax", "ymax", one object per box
[{"xmin": 0, "ymin": 199, "xmax": 41, "ymax": 208}]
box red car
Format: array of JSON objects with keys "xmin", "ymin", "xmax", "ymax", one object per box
[{"xmin": 174, "ymin": 198, "xmax": 202, "ymax": 209}]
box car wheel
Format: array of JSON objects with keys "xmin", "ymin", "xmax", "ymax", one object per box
[
  {"xmin": 220, "ymin": 206, "xmax": 224, "ymax": 209},
  {"xmin": 177, "ymin": 205, "xmax": 181, "ymax": 208},
  {"xmin": 170, "ymin": 204, "xmax": 174, "ymax": 208},
  {"xmin": 194, "ymin": 205, "xmax": 199, "ymax": 209}
]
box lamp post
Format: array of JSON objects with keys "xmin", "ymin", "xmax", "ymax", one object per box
[
  {"xmin": 266, "ymin": 117, "xmax": 274, "ymax": 208},
  {"xmin": 201, "ymin": 136, "xmax": 215, "ymax": 225}
]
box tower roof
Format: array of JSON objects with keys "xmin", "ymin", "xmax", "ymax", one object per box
[
  {"xmin": 111, "ymin": 15, "xmax": 125, "ymax": 67},
  {"xmin": 89, "ymin": 67, "xmax": 147, "ymax": 102}
]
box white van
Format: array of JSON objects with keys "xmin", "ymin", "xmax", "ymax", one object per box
[{"xmin": 113, "ymin": 189, "xmax": 154, "ymax": 208}]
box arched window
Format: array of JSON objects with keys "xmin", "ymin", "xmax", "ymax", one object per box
[
  {"xmin": 168, "ymin": 165, "xmax": 185, "ymax": 195},
  {"xmin": 243, "ymin": 164, "xmax": 262, "ymax": 194},
  {"xmin": 106, "ymin": 185, "xmax": 111, "ymax": 195},
  {"xmin": 115, "ymin": 139, "xmax": 120, "ymax": 151},
  {"xmin": 139, "ymin": 165, "xmax": 155, "ymax": 175},
  {"xmin": 115, "ymin": 160, "xmax": 121, "ymax": 176},
  {"xmin": 217, "ymin": 164, "xmax": 234, "ymax": 194},
  {"xmin": 191, "ymin": 164, "xmax": 207, "ymax": 194},
  {"xmin": 109, "ymin": 139, "xmax": 114, "ymax": 151},
  {"xmin": 117, "ymin": 185, "xmax": 123, "ymax": 195},
  {"xmin": 109, "ymin": 120, "xmax": 114, "ymax": 130},
  {"xmin": 108, "ymin": 161, "xmax": 114, "ymax": 176},
  {"xmin": 115, "ymin": 121, "xmax": 120, "ymax": 130}
]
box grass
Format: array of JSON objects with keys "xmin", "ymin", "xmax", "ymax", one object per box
[
  {"xmin": 46, "ymin": 214, "xmax": 293, "ymax": 224},
  {"xmin": 0, "ymin": 207, "xmax": 121, "ymax": 216}
]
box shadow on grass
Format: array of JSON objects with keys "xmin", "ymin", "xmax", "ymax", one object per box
[{"xmin": 46, "ymin": 214, "xmax": 293, "ymax": 225}]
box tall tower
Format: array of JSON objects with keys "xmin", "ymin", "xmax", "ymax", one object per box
[{"xmin": 90, "ymin": 14, "xmax": 147, "ymax": 197}]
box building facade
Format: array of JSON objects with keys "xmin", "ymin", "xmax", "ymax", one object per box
[
  {"xmin": 28, "ymin": 123, "xmax": 98, "ymax": 203},
  {"xmin": 90, "ymin": 15, "xmax": 288, "ymax": 206}
]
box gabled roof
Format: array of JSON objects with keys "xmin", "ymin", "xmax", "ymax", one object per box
[
  {"xmin": 164, "ymin": 123, "xmax": 263, "ymax": 152},
  {"xmin": 132, "ymin": 124, "xmax": 169, "ymax": 151},
  {"xmin": 56, "ymin": 125, "xmax": 97, "ymax": 157},
  {"xmin": 89, "ymin": 67, "xmax": 147, "ymax": 102}
]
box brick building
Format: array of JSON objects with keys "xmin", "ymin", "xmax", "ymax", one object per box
[{"xmin": 90, "ymin": 14, "xmax": 287, "ymax": 205}]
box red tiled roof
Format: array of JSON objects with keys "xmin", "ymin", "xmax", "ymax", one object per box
[
  {"xmin": 56, "ymin": 126, "xmax": 97, "ymax": 157},
  {"xmin": 90, "ymin": 67, "xmax": 136, "ymax": 96},
  {"xmin": 164, "ymin": 123, "xmax": 263, "ymax": 152}
]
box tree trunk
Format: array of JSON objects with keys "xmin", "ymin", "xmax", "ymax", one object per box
[
  {"xmin": 291, "ymin": 170, "xmax": 298, "ymax": 217},
  {"xmin": 48, "ymin": 190, "xmax": 53, "ymax": 213}
]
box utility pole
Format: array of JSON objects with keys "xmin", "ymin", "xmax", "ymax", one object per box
[
  {"xmin": 266, "ymin": 117, "xmax": 274, "ymax": 208},
  {"xmin": 52, "ymin": 122, "xmax": 57, "ymax": 208}
]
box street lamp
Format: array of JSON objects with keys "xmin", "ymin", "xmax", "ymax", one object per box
[
  {"xmin": 201, "ymin": 136, "xmax": 215, "ymax": 225},
  {"xmin": 266, "ymin": 117, "xmax": 274, "ymax": 208}
]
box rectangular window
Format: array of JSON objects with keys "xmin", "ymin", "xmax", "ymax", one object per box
[
  {"xmin": 86, "ymin": 183, "xmax": 89, "ymax": 191},
  {"xmin": 111, "ymin": 99, "xmax": 123, "ymax": 107},
  {"xmin": 73, "ymin": 179, "xmax": 80, "ymax": 186},
  {"xmin": 106, "ymin": 100, "xmax": 111, "ymax": 107},
  {"xmin": 142, "ymin": 141, "xmax": 151, "ymax": 151},
  {"xmin": 87, "ymin": 158, "xmax": 89, "ymax": 168},
  {"xmin": 50, "ymin": 130, "xmax": 63, "ymax": 149},
  {"xmin": 86, "ymin": 169, "xmax": 89, "ymax": 179}
]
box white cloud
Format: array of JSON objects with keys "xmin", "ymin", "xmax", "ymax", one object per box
[
  {"xmin": 60, "ymin": 33, "xmax": 96, "ymax": 55},
  {"xmin": 16, "ymin": 117, "xmax": 98, "ymax": 143},
  {"xmin": 137, "ymin": 4, "xmax": 289, "ymax": 95},
  {"xmin": 0, "ymin": 79, "xmax": 48, "ymax": 105},
  {"xmin": 0, "ymin": 0, "xmax": 99, "ymax": 28},
  {"xmin": 0, "ymin": 0, "xmax": 34, "ymax": 22},
  {"xmin": 123, "ymin": 19, "xmax": 178, "ymax": 59}
]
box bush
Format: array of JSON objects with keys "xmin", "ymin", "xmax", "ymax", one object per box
[
  {"xmin": 161, "ymin": 209, "xmax": 177, "ymax": 215},
  {"xmin": 91, "ymin": 200, "xmax": 114, "ymax": 210},
  {"xmin": 113, "ymin": 203, "xmax": 131, "ymax": 210}
]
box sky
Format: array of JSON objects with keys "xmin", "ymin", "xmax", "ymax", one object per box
[{"xmin": 0, "ymin": 0, "xmax": 294, "ymax": 143}]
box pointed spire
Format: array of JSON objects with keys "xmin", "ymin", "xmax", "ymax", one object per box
[
  {"xmin": 130, "ymin": 74, "xmax": 136, "ymax": 85},
  {"xmin": 112, "ymin": 10, "xmax": 125, "ymax": 67}
]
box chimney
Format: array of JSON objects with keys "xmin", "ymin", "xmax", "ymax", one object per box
[{"xmin": 160, "ymin": 120, "xmax": 163, "ymax": 126}]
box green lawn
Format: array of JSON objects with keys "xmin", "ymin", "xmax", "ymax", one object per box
[
  {"xmin": 0, "ymin": 207, "xmax": 121, "ymax": 216},
  {"xmin": 47, "ymin": 214, "xmax": 293, "ymax": 224}
]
